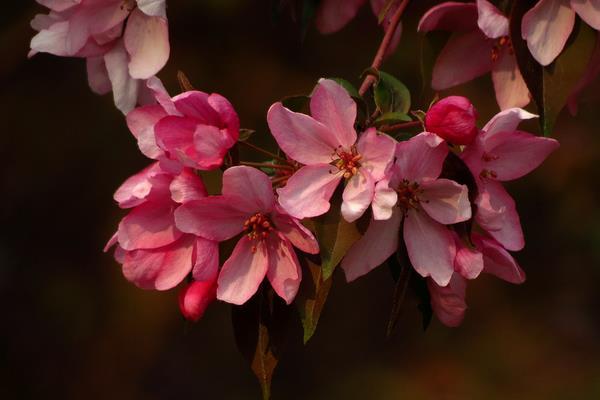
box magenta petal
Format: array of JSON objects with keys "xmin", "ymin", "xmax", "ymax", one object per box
[
  {"xmin": 222, "ymin": 166, "xmax": 275, "ymax": 213},
  {"xmin": 427, "ymin": 274, "xmax": 467, "ymax": 327},
  {"xmin": 126, "ymin": 104, "xmax": 167, "ymax": 159},
  {"xmin": 192, "ymin": 124, "xmax": 235, "ymax": 170},
  {"xmin": 178, "ymin": 279, "xmax": 216, "ymax": 322},
  {"xmin": 315, "ymin": 0, "xmax": 366, "ymax": 33},
  {"xmin": 172, "ymin": 91, "xmax": 221, "ymax": 125},
  {"xmin": 122, "ymin": 235, "xmax": 194, "ymax": 290},
  {"xmin": 170, "ymin": 168, "xmax": 207, "ymax": 204},
  {"xmin": 395, "ymin": 132, "xmax": 448, "ymax": 182},
  {"xmin": 571, "ymin": 0, "xmax": 600, "ymax": 30},
  {"xmin": 277, "ymin": 164, "xmax": 342, "ymax": 219},
  {"xmin": 341, "ymin": 209, "xmax": 402, "ymax": 282},
  {"xmin": 271, "ymin": 208, "xmax": 319, "ymax": 254},
  {"xmin": 174, "ymin": 196, "xmax": 247, "ymax": 241},
  {"xmin": 266, "ymin": 236, "xmax": 302, "ymax": 305},
  {"xmin": 473, "ymin": 233, "xmax": 526, "ymax": 284},
  {"xmin": 310, "ymin": 79, "xmax": 357, "ymax": 149},
  {"xmin": 404, "ymin": 210, "xmax": 455, "ymax": 286},
  {"xmin": 217, "ymin": 238, "xmax": 269, "ymax": 305},
  {"xmin": 420, "ymin": 179, "xmax": 471, "ymax": 224},
  {"xmin": 341, "ymin": 170, "xmax": 374, "ymax": 223},
  {"xmin": 118, "ymin": 201, "xmax": 180, "ymax": 251},
  {"xmin": 208, "ymin": 93, "xmax": 240, "ymax": 136},
  {"xmin": 476, "ymin": 0, "xmax": 509, "ymax": 38},
  {"xmin": 192, "ymin": 237, "xmax": 219, "ymax": 282},
  {"xmin": 356, "ymin": 128, "xmax": 396, "ymax": 180},
  {"xmin": 124, "ymin": 10, "xmax": 169, "ymax": 79},
  {"xmin": 492, "ymin": 48, "xmax": 531, "ymax": 109},
  {"xmin": 418, "ymin": 2, "xmax": 478, "ymax": 32},
  {"xmin": 454, "ymin": 235, "xmax": 484, "ymax": 279},
  {"xmin": 114, "ymin": 162, "xmax": 167, "ymax": 208}
]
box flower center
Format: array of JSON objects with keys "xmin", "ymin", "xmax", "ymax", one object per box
[
  {"xmin": 491, "ymin": 36, "xmax": 513, "ymax": 62},
  {"xmin": 480, "ymin": 152, "xmax": 499, "ymax": 179},
  {"xmin": 333, "ymin": 146, "xmax": 362, "ymax": 179},
  {"xmin": 396, "ymin": 179, "xmax": 423, "ymax": 214},
  {"xmin": 243, "ymin": 213, "xmax": 273, "ymax": 252}
]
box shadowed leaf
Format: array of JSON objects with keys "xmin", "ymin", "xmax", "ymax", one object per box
[{"xmin": 374, "ymin": 71, "xmax": 411, "ymax": 114}]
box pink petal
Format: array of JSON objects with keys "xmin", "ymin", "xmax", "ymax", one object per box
[
  {"xmin": 207, "ymin": 93, "xmax": 240, "ymax": 136},
  {"xmin": 86, "ymin": 56, "xmax": 111, "ymax": 95},
  {"xmin": 178, "ymin": 279, "xmax": 217, "ymax": 322},
  {"xmin": 122, "ymin": 235, "xmax": 194, "ymax": 290},
  {"xmin": 341, "ymin": 170, "xmax": 374, "ymax": 223},
  {"xmin": 404, "ymin": 210, "xmax": 455, "ymax": 286},
  {"xmin": 136, "ymin": 0, "xmax": 167, "ymax": 18},
  {"xmin": 267, "ymin": 102, "xmax": 342, "ymax": 165},
  {"xmin": 271, "ymin": 207, "xmax": 319, "ymax": 254},
  {"xmin": 172, "ymin": 91, "xmax": 221, "ymax": 125},
  {"xmin": 473, "ymin": 233, "xmax": 526, "ymax": 284},
  {"xmin": 277, "ymin": 164, "xmax": 342, "ymax": 219},
  {"xmin": 372, "ymin": 179, "xmax": 398, "ymax": 220},
  {"xmin": 341, "ymin": 209, "xmax": 402, "ymax": 282},
  {"xmin": 491, "ymin": 47, "xmax": 531, "ymax": 109},
  {"xmin": 118, "ymin": 200, "xmax": 180, "ymax": 251},
  {"xmin": 310, "ymin": 79, "xmax": 357, "ymax": 149},
  {"xmin": 126, "ymin": 103, "xmax": 167, "ymax": 160},
  {"xmin": 476, "ymin": 0, "xmax": 509, "ymax": 38},
  {"xmin": 114, "ymin": 162, "xmax": 170, "ymax": 208},
  {"xmin": 418, "ymin": 2, "xmax": 478, "ymax": 32},
  {"xmin": 427, "ymin": 274, "xmax": 467, "ymax": 327},
  {"xmin": 522, "ymin": 0, "xmax": 576, "ymax": 66},
  {"xmin": 432, "ymin": 30, "xmax": 494, "ymax": 90},
  {"xmin": 395, "ymin": 132, "xmax": 448, "ymax": 183},
  {"xmin": 222, "ymin": 166, "xmax": 275, "ymax": 213},
  {"xmin": 420, "ymin": 179, "xmax": 471, "ymax": 224},
  {"xmin": 192, "ymin": 237, "xmax": 219, "ymax": 282},
  {"xmin": 104, "ymin": 40, "xmax": 141, "ymax": 114},
  {"xmin": 174, "ymin": 196, "xmax": 248, "ymax": 241},
  {"xmin": 37, "ymin": 0, "xmax": 81, "ymax": 12},
  {"xmin": 356, "ymin": 128, "xmax": 396, "ymax": 180},
  {"xmin": 453, "ymin": 234, "xmax": 484, "ymax": 279},
  {"xmin": 170, "ymin": 168, "xmax": 207, "ymax": 204},
  {"xmin": 571, "ymin": 0, "xmax": 600, "ymax": 29},
  {"xmin": 30, "ymin": 20, "xmax": 71, "ymax": 56},
  {"xmin": 315, "ymin": 0, "xmax": 366, "ymax": 34},
  {"xmin": 192, "ymin": 124, "xmax": 235, "ymax": 170},
  {"xmin": 217, "ymin": 238, "xmax": 269, "ymax": 305},
  {"xmin": 124, "ymin": 10, "xmax": 169, "ymax": 80},
  {"xmin": 266, "ymin": 236, "xmax": 302, "ymax": 304},
  {"xmin": 481, "ymin": 107, "xmax": 538, "ymax": 138},
  {"xmin": 146, "ymin": 76, "xmax": 179, "ymax": 116}
]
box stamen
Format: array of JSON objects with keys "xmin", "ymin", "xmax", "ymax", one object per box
[
  {"xmin": 332, "ymin": 145, "xmax": 362, "ymax": 179},
  {"xmin": 396, "ymin": 179, "xmax": 423, "ymax": 214},
  {"xmin": 243, "ymin": 212, "xmax": 274, "ymax": 247}
]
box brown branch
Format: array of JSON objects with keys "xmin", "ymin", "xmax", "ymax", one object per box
[{"xmin": 379, "ymin": 120, "xmax": 422, "ymax": 132}]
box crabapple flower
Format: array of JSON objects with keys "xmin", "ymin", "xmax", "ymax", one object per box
[
  {"xmin": 418, "ymin": 0, "xmax": 530, "ymax": 110},
  {"xmin": 105, "ymin": 162, "xmax": 218, "ymax": 290},
  {"xmin": 267, "ymin": 79, "xmax": 396, "ymax": 222},
  {"xmin": 179, "ymin": 279, "xmax": 217, "ymax": 322},
  {"xmin": 174, "ymin": 166, "xmax": 319, "ymax": 306},
  {"xmin": 427, "ymin": 273, "xmax": 467, "ymax": 327},
  {"xmin": 126, "ymin": 77, "xmax": 240, "ymax": 171},
  {"xmin": 29, "ymin": 0, "xmax": 170, "ymax": 113},
  {"xmin": 461, "ymin": 108, "xmax": 560, "ymax": 251},
  {"xmin": 425, "ymin": 96, "xmax": 479, "ymax": 145},
  {"xmin": 341, "ymin": 132, "xmax": 472, "ymax": 286}
]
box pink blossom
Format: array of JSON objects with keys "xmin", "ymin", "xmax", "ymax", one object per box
[
  {"xmin": 427, "ymin": 273, "xmax": 467, "ymax": 327},
  {"xmin": 126, "ymin": 77, "xmax": 240, "ymax": 171},
  {"xmin": 105, "ymin": 162, "xmax": 219, "ymax": 290},
  {"xmin": 174, "ymin": 166, "xmax": 319, "ymax": 305},
  {"xmin": 30, "ymin": 0, "xmax": 170, "ymax": 113},
  {"xmin": 461, "ymin": 108, "xmax": 560, "ymax": 251},
  {"xmin": 267, "ymin": 79, "xmax": 396, "ymax": 222},
  {"xmin": 425, "ymin": 96, "xmax": 479, "ymax": 145},
  {"xmin": 179, "ymin": 279, "xmax": 217, "ymax": 322},
  {"xmin": 341, "ymin": 132, "xmax": 472, "ymax": 286},
  {"xmin": 418, "ymin": 0, "xmax": 530, "ymax": 110}
]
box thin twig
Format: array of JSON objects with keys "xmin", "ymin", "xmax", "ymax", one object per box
[
  {"xmin": 379, "ymin": 120, "xmax": 422, "ymax": 132},
  {"xmin": 238, "ymin": 140, "xmax": 290, "ymax": 164},
  {"xmin": 240, "ymin": 161, "xmax": 294, "ymax": 170}
]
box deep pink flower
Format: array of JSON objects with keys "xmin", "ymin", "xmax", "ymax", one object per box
[
  {"xmin": 178, "ymin": 279, "xmax": 217, "ymax": 322},
  {"xmin": 461, "ymin": 108, "xmax": 560, "ymax": 251},
  {"xmin": 418, "ymin": 0, "xmax": 530, "ymax": 110},
  {"xmin": 126, "ymin": 77, "xmax": 240, "ymax": 171},
  {"xmin": 105, "ymin": 162, "xmax": 218, "ymax": 290},
  {"xmin": 267, "ymin": 79, "xmax": 396, "ymax": 222},
  {"xmin": 174, "ymin": 166, "xmax": 319, "ymax": 305},
  {"xmin": 425, "ymin": 96, "xmax": 479, "ymax": 145},
  {"xmin": 30, "ymin": 0, "xmax": 170, "ymax": 113},
  {"xmin": 341, "ymin": 132, "xmax": 472, "ymax": 286}
]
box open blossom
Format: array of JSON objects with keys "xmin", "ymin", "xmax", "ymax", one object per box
[
  {"xmin": 418, "ymin": 0, "xmax": 530, "ymax": 110},
  {"xmin": 461, "ymin": 108, "xmax": 559, "ymax": 251},
  {"xmin": 342, "ymin": 132, "xmax": 471, "ymax": 286},
  {"xmin": 174, "ymin": 166, "xmax": 319, "ymax": 305},
  {"xmin": 30, "ymin": 0, "xmax": 170, "ymax": 113},
  {"xmin": 105, "ymin": 162, "xmax": 218, "ymax": 290},
  {"xmin": 179, "ymin": 279, "xmax": 217, "ymax": 322},
  {"xmin": 267, "ymin": 79, "xmax": 396, "ymax": 222},
  {"xmin": 126, "ymin": 77, "xmax": 240, "ymax": 171},
  {"xmin": 425, "ymin": 96, "xmax": 479, "ymax": 145}
]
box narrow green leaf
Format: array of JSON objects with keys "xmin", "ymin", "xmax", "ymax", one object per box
[
  {"xmin": 374, "ymin": 71, "xmax": 411, "ymax": 114},
  {"xmin": 374, "ymin": 111, "xmax": 412, "ymax": 127}
]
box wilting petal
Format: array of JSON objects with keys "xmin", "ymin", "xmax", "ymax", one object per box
[
  {"xmin": 395, "ymin": 132, "xmax": 448, "ymax": 182},
  {"xmin": 482, "ymin": 107, "xmax": 538, "ymax": 138},
  {"xmin": 432, "ymin": 30, "xmax": 493, "ymax": 90},
  {"xmin": 271, "ymin": 208, "xmax": 319, "ymax": 254},
  {"xmin": 136, "ymin": 0, "xmax": 167, "ymax": 18},
  {"xmin": 124, "ymin": 9, "xmax": 169, "ymax": 80},
  {"xmin": 310, "ymin": 79, "xmax": 357, "ymax": 148},
  {"xmin": 571, "ymin": 0, "xmax": 600, "ymax": 29},
  {"xmin": 315, "ymin": 0, "xmax": 366, "ymax": 33},
  {"xmin": 427, "ymin": 274, "xmax": 467, "ymax": 327},
  {"xmin": 104, "ymin": 40, "xmax": 140, "ymax": 114},
  {"xmin": 420, "ymin": 179, "xmax": 471, "ymax": 224},
  {"xmin": 372, "ymin": 179, "xmax": 398, "ymax": 220},
  {"xmin": 222, "ymin": 166, "xmax": 275, "ymax": 213},
  {"xmin": 522, "ymin": 0, "xmax": 576, "ymax": 66},
  {"xmin": 266, "ymin": 236, "xmax": 302, "ymax": 304},
  {"xmin": 357, "ymin": 128, "xmax": 396, "ymax": 180},
  {"xmin": 170, "ymin": 168, "xmax": 207, "ymax": 204},
  {"xmin": 118, "ymin": 200, "xmax": 180, "ymax": 250},
  {"xmin": 418, "ymin": 2, "xmax": 478, "ymax": 32},
  {"xmin": 477, "ymin": 0, "xmax": 509, "ymax": 38},
  {"xmin": 341, "ymin": 209, "xmax": 402, "ymax": 282},
  {"xmin": 267, "ymin": 103, "xmax": 342, "ymax": 165},
  {"xmin": 404, "ymin": 210, "xmax": 455, "ymax": 286},
  {"xmin": 473, "ymin": 233, "xmax": 526, "ymax": 283},
  {"xmin": 342, "ymin": 170, "xmax": 374, "ymax": 223},
  {"xmin": 86, "ymin": 56, "xmax": 111, "ymax": 95},
  {"xmin": 217, "ymin": 238, "xmax": 269, "ymax": 305},
  {"xmin": 122, "ymin": 235, "xmax": 194, "ymax": 290},
  {"xmin": 453, "ymin": 235, "xmax": 484, "ymax": 279},
  {"xmin": 492, "ymin": 48, "xmax": 531, "ymax": 109},
  {"xmin": 192, "ymin": 237, "xmax": 219, "ymax": 282},
  {"xmin": 277, "ymin": 164, "xmax": 342, "ymax": 219},
  {"xmin": 178, "ymin": 279, "xmax": 217, "ymax": 322}
]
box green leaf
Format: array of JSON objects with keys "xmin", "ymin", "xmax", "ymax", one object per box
[
  {"xmin": 295, "ymin": 252, "xmax": 333, "ymax": 344},
  {"xmin": 374, "ymin": 71, "xmax": 411, "ymax": 114},
  {"xmin": 231, "ymin": 287, "xmax": 291, "ymax": 400},
  {"xmin": 327, "ymin": 77, "xmax": 360, "ymax": 98},
  {"xmin": 510, "ymin": 2, "xmax": 596, "ymax": 136},
  {"xmin": 374, "ymin": 111, "xmax": 412, "ymax": 127},
  {"xmin": 281, "ymin": 95, "xmax": 310, "ymax": 113}
]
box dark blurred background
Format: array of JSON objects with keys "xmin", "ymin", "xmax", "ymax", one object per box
[{"xmin": 2, "ymin": 1, "xmax": 600, "ymax": 399}]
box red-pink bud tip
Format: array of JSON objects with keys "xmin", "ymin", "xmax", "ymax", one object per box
[{"xmin": 425, "ymin": 96, "xmax": 479, "ymax": 145}]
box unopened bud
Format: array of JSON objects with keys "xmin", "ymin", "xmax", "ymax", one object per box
[
  {"xmin": 178, "ymin": 279, "xmax": 217, "ymax": 322},
  {"xmin": 425, "ymin": 96, "xmax": 478, "ymax": 145}
]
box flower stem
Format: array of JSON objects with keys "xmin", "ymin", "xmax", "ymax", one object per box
[
  {"xmin": 379, "ymin": 120, "xmax": 422, "ymax": 132},
  {"xmin": 240, "ymin": 161, "xmax": 294, "ymax": 170},
  {"xmin": 358, "ymin": 0, "xmax": 410, "ymax": 96},
  {"xmin": 237, "ymin": 140, "xmax": 290, "ymax": 164}
]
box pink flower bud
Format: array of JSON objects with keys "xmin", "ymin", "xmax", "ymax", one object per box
[
  {"xmin": 425, "ymin": 96, "xmax": 478, "ymax": 145},
  {"xmin": 178, "ymin": 280, "xmax": 217, "ymax": 322}
]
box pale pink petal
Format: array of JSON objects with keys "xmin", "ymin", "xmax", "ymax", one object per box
[
  {"xmin": 477, "ymin": 0, "xmax": 509, "ymax": 38},
  {"xmin": 267, "ymin": 102, "xmax": 342, "ymax": 165},
  {"xmin": 571, "ymin": 0, "xmax": 600, "ymax": 29},
  {"xmin": 222, "ymin": 166, "xmax": 275, "ymax": 213},
  {"xmin": 38, "ymin": 0, "xmax": 81, "ymax": 12},
  {"xmin": 126, "ymin": 104, "xmax": 167, "ymax": 159},
  {"xmin": 492, "ymin": 47, "xmax": 531, "ymax": 109},
  {"xmin": 341, "ymin": 209, "xmax": 402, "ymax": 282},
  {"xmin": 122, "ymin": 235, "xmax": 194, "ymax": 290},
  {"xmin": 271, "ymin": 207, "xmax": 319, "ymax": 254},
  {"xmin": 30, "ymin": 20, "xmax": 70, "ymax": 56},
  {"xmin": 372, "ymin": 179, "xmax": 398, "ymax": 220},
  {"xmin": 192, "ymin": 237, "xmax": 219, "ymax": 282},
  {"xmin": 420, "ymin": 179, "xmax": 471, "ymax": 224},
  {"xmin": 453, "ymin": 235, "xmax": 484, "ymax": 279},
  {"xmin": 174, "ymin": 196, "xmax": 248, "ymax": 241},
  {"xmin": 136, "ymin": 0, "xmax": 167, "ymax": 18},
  {"xmin": 395, "ymin": 132, "xmax": 448, "ymax": 182},
  {"xmin": 86, "ymin": 56, "xmax": 111, "ymax": 95},
  {"xmin": 217, "ymin": 238, "xmax": 269, "ymax": 305},
  {"xmin": 104, "ymin": 40, "xmax": 141, "ymax": 114},
  {"xmin": 124, "ymin": 10, "xmax": 169, "ymax": 79},
  {"xmin": 315, "ymin": 0, "xmax": 367, "ymax": 34},
  {"xmin": 427, "ymin": 274, "xmax": 467, "ymax": 327},
  {"xmin": 341, "ymin": 170, "xmax": 374, "ymax": 223},
  {"xmin": 118, "ymin": 201, "xmax": 180, "ymax": 250},
  {"xmin": 432, "ymin": 30, "xmax": 493, "ymax": 90},
  {"xmin": 522, "ymin": 0, "xmax": 576, "ymax": 66},
  {"xmin": 170, "ymin": 168, "xmax": 207, "ymax": 204},
  {"xmin": 473, "ymin": 233, "xmax": 526, "ymax": 284},
  {"xmin": 356, "ymin": 128, "xmax": 396, "ymax": 180},
  {"xmin": 277, "ymin": 164, "xmax": 342, "ymax": 219},
  {"xmin": 266, "ymin": 236, "xmax": 302, "ymax": 304},
  {"xmin": 404, "ymin": 210, "xmax": 455, "ymax": 286},
  {"xmin": 481, "ymin": 107, "xmax": 538, "ymax": 138},
  {"xmin": 310, "ymin": 79, "xmax": 357, "ymax": 148},
  {"xmin": 104, "ymin": 231, "xmax": 118, "ymax": 253},
  {"xmin": 418, "ymin": 2, "xmax": 478, "ymax": 32},
  {"xmin": 178, "ymin": 279, "xmax": 217, "ymax": 322},
  {"xmin": 460, "ymin": 135, "xmax": 486, "ymax": 176}
]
